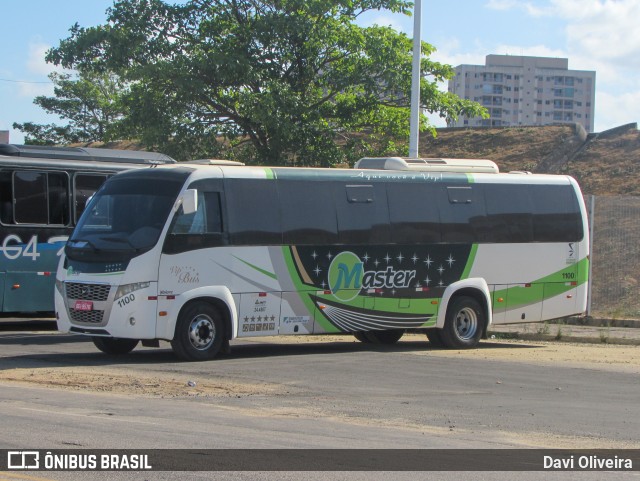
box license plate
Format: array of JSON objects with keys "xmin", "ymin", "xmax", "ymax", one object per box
[{"xmin": 74, "ymin": 300, "xmax": 94, "ymax": 311}]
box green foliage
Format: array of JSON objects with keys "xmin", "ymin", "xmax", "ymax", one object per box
[
  {"xmin": 43, "ymin": 0, "xmax": 486, "ymax": 163},
  {"xmin": 14, "ymin": 71, "xmax": 125, "ymax": 145},
  {"xmin": 11, "ymin": 122, "xmax": 78, "ymax": 145}
]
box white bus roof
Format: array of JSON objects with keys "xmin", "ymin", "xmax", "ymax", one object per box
[{"xmin": 354, "ymin": 156, "xmax": 499, "ymax": 174}]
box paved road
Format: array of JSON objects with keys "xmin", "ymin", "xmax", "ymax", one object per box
[{"xmin": 0, "ymin": 320, "xmax": 638, "ymax": 480}]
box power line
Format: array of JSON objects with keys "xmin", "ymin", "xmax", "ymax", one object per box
[{"xmin": 0, "ymin": 77, "xmax": 52, "ymax": 84}]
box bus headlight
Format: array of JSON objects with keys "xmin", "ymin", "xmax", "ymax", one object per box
[{"xmin": 115, "ymin": 282, "xmax": 150, "ymax": 300}]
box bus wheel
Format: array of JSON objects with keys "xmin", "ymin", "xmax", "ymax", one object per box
[
  {"xmin": 92, "ymin": 337, "xmax": 139, "ymax": 355},
  {"xmin": 440, "ymin": 296, "xmax": 485, "ymax": 349},
  {"xmin": 171, "ymin": 302, "xmax": 224, "ymax": 361},
  {"xmin": 353, "ymin": 332, "xmax": 372, "ymax": 343},
  {"xmin": 364, "ymin": 329, "xmax": 404, "ymax": 345},
  {"xmin": 425, "ymin": 329, "xmax": 445, "ymax": 347}
]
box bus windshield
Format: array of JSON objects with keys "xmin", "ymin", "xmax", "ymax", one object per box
[{"xmin": 66, "ymin": 176, "xmax": 182, "ymax": 262}]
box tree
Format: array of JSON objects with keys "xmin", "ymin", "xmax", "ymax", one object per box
[
  {"xmin": 11, "ymin": 122, "xmax": 79, "ymax": 146},
  {"xmin": 47, "ymin": 0, "xmax": 487, "ymax": 164},
  {"xmin": 13, "ymin": 70, "xmax": 125, "ymax": 145}
]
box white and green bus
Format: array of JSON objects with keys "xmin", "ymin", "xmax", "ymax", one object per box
[{"xmin": 55, "ymin": 158, "xmax": 589, "ymax": 361}]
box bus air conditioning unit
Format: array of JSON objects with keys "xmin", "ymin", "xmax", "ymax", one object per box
[{"xmin": 355, "ymin": 157, "xmax": 499, "ymax": 174}]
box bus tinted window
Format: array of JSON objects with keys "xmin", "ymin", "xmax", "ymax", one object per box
[
  {"xmin": 531, "ymin": 185, "xmax": 583, "ymax": 242},
  {"xmin": 226, "ymin": 179, "xmax": 282, "ymax": 245},
  {"xmin": 14, "ymin": 171, "xmax": 48, "ymax": 224},
  {"xmin": 75, "ymin": 174, "xmax": 108, "ymax": 223},
  {"xmin": 12, "ymin": 171, "xmax": 69, "ymax": 225},
  {"xmin": 48, "ymin": 172, "xmax": 69, "ymax": 225},
  {"xmin": 0, "ymin": 171, "xmax": 12, "ymax": 224},
  {"xmin": 164, "ymin": 191, "xmax": 225, "ymax": 254},
  {"xmin": 279, "ymin": 180, "xmax": 338, "ymax": 244},
  {"xmin": 11, "ymin": 171, "xmax": 69, "ymax": 225},
  {"xmin": 483, "ymin": 184, "xmax": 535, "ymax": 243},
  {"xmin": 387, "ymin": 183, "xmax": 441, "ymax": 243},
  {"xmin": 336, "ymin": 184, "xmax": 390, "ymax": 244},
  {"xmin": 439, "ymin": 185, "xmax": 488, "ymax": 243}
]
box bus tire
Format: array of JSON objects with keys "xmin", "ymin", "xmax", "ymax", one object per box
[
  {"xmin": 425, "ymin": 328, "xmax": 445, "ymax": 347},
  {"xmin": 353, "ymin": 332, "xmax": 372, "ymax": 343},
  {"xmin": 171, "ymin": 301, "xmax": 224, "ymax": 361},
  {"xmin": 92, "ymin": 337, "xmax": 139, "ymax": 355},
  {"xmin": 440, "ymin": 296, "xmax": 485, "ymax": 349},
  {"xmin": 364, "ymin": 329, "xmax": 404, "ymax": 345}
]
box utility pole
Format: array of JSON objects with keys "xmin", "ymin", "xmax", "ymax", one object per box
[{"xmin": 408, "ymin": 0, "xmax": 422, "ymax": 159}]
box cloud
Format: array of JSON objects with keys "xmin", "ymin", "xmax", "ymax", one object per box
[
  {"xmin": 595, "ymin": 90, "xmax": 640, "ymax": 132},
  {"xmin": 18, "ymin": 42, "xmax": 67, "ymax": 98}
]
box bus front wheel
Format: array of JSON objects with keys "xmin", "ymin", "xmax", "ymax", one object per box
[
  {"xmin": 440, "ymin": 296, "xmax": 485, "ymax": 349},
  {"xmin": 92, "ymin": 337, "xmax": 139, "ymax": 355},
  {"xmin": 353, "ymin": 332, "xmax": 372, "ymax": 343},
  {"xmin": 171, "ymin": 302, "xmax": 225, "ymax": 361},
  {"xmin": 425, "ymin": 329, "xmax": 445, "ymax": 347}
]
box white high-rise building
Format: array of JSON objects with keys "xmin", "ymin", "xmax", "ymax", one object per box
[{"xmin": 448, "ymin": 55, "xmax": 596, "ymax": 132}]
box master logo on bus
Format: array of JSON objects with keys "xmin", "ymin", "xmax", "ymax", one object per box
[{"xmin": 328, "ymin": 251, "xmax": 416, "ymax": 302}]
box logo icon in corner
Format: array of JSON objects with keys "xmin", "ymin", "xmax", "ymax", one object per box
[
  {"xmin": 8, "ymin": 451, "xmax": 40, "ymax": 469},
  {"xmin": 328, "ymin": 252, "xmax": 363, "ymax": 302}
]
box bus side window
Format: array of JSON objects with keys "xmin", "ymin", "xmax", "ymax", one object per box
[
  {"xmin": 279, "ymin": 180, "xmax": 338, "ymax": 245},
  {"xmin": 387, "ymin": 182, "xmax": 441, "ymax": 243},
  {"xmin": 12, "ymin": 171, "xmax": 70, "ymax": 225},
  {"xmin": 336, "ymin": 184, "xmax": 390, "ymax": 244},
  {"xmin": 164, "ymin": 192, "xmax": 224, "ymax": 254},
  {"xmin": 483, "ymin": 184, "xmax": 534, "ymax": 243},
  {"xmin": 0, "ymin": 171, "xmax": 13, "ymax": 224},
  {"xmin": 531, "ymin": 185, "xmax": 583, "ymax": 242},
  {"xmin": 48, "ymin": 172, "xmax": 69, "ymax": 225},
  {"xmin": 439, "ymin": 185, "xmax": 487, "ymax": 243},
  {"xmin": 14, "ymin": 171, "xmax": 48, "ymax": 224},
  {"xmin": 74, "ymin": 174, "xmax": 108, "ymax": 223},
  {"xmin": 226, "ymin": 179, "xmax": 282, "ymax": 245}
]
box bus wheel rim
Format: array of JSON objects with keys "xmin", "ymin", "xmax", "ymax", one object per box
[
  {"xmin": 454, "ymin": 307, "xmax": 478, "ymax": 341},
  {"xmin": 188, "ymin": 315, "xmax": 216, "ymax": 350}
]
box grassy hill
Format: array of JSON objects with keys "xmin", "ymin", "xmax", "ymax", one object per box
[{"xmin": 419, "ymin": 122, "xmax": 640, "ymax": 196}]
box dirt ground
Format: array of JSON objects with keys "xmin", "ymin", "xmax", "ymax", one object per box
[{"xmin": 0, "ymin": 334, "xmax": 638, "ymax": 398}]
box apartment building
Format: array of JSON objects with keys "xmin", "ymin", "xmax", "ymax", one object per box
[{"xmin": 448, "ymin": 55, "xmax": 596, "ymax": 132}]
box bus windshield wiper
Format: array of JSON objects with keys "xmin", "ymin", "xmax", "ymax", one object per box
[
  {"xmin": 98, "ymin": 236, "xmax": 139, "ymax": 251},
  {"xmin": 67, "ymin": 239, "xmax": 100, "ymax": 252}
]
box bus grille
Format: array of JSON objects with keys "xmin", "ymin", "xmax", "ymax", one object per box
[
  {"xmin": 66, "ymin": 282, "xmax": 111, "ymax": 301},
  {"xmin": 69, "ymin": 309, "xmax": 105, "ymax": 324}
]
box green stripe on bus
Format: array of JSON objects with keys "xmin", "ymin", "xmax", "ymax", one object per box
[
  {"xmin": 461, "ymin": 244, "xmax": 478, "ymax": 279},
  {"xmin": 232, "ymin": 255, "xmax": 277, "ymax": 280},
  {"xmin": 282, "ymin": 246, "xmax": 339, "ymax": 333}
]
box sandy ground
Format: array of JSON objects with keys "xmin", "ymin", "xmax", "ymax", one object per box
[
  {"xmin": 0, "ymin": 367, "xmax": 282, "ymax": 398},
  {"xmin": 0, "ymin": 334, "xmax": 638, "ymax": 397}
]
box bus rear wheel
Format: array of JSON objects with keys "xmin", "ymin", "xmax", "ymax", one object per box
[
  {"xmin": 92, "ymin": 337, "xmax": 139, "ymax": 355},
  {"xmin": 171, "ymin": 302, "xmax": 225, "ymax": 361},
  {"xmin": 440, "ymin": 296, "xmax": 485, "ymax": 349}
]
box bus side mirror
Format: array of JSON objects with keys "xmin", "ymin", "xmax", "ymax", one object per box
[{"xmin": 182, "ymin": 189, "xmax": 198, "ymax": 215}]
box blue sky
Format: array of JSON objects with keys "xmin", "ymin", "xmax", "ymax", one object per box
[{"xmin": 1, "ymin": 0, "xmax": 638, "ymax": 144}]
